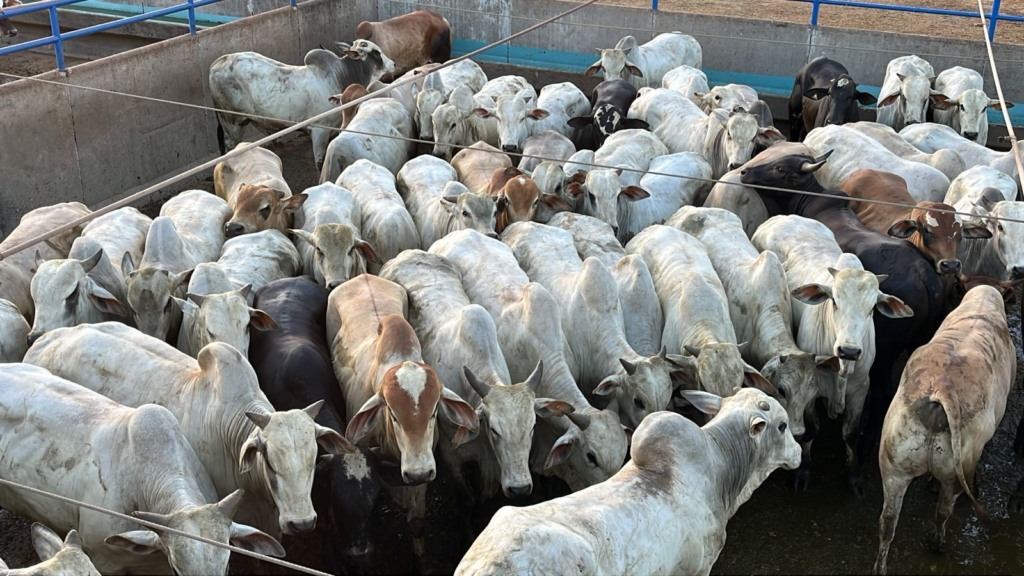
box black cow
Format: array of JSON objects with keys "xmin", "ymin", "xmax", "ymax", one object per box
[
  {"xmin": 788, "ymin": 57, "xmax": 877, "ymax": 142},
  {"xmin": 740, "ymin": 151, "xmax": 946, "ymax": 496},
  {"xmin": 567, "ymin": 79, "xmax": 648, "ymax": 150},
  {"xmin": 250, "ymin": 276, "xmax": 380, "ymax": 574}
]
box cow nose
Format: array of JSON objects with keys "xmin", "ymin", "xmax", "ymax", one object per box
[
  {"xmin": 938, "ymin": 259, "xmax": 961, "ymax": 275},
  {"xmin": 501, "ymin": 144, "xmax": 520, "ymax": 153},
  {"xmin": 728, "ymin": 162, "xmax": 743, "ymax": 170},
  {"xmin": 964, "ymin": 132, "xmax": 979, "ymax": 141},
  {"xmin": 836, "ymin": 346, "xmax": 861, "ymax": 361},
  {"xmin": 906, "ymin": 120, "xmax": 919, "ymax": 125},
  {"xmin": 505, "ymin": 484, "xmax": 532, "ymax": 498},
  {"xmin": 486, "ymin": 231, "xmax": 499, "ymax": 239},
  {"xmin": 1012, "ymin": 266, "xmax": 1024, "ymax": 280},
  {"xmin": 224, "ymin": 222, "xmax": 244, "ymax": 238},
  {"xmin": 740, "ymin": 169, "xmax": 748, "ymax": 176},
  {"xmin": 402, "ymin": 469, "xmax": 435, "ymax": 486},
  {"xmin": 285, "ymin": 517, "xmax": 317, "ymax": 535},
  {"xmin": 26, "ymin": 331, "xmax": 43, "ymax": 347},
  {"xmin": 327, "ymin": 280, "xmax": 342, "ymax": 290}
]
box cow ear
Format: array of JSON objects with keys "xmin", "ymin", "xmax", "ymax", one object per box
[
  {"xmin": 104, "ymin": 531, "xmax": 162, "ymax": 555},
  {"xmin": 534, "ymin": 398, "xmax": 574, "ymax": 419},
  {"xmin": 567, "ymin": 116, "xmax": 591, "ymax": 128},
  {"xmin": 961, "ymin": 224, "xmax": 992, "ymax": 239},
  {"xmin": 238, "ymin": 431, "xmax": 264, "ymax": 474},
  {"xmin": 473, "ymin": 107, "xmax": 493, "ymax": 118},
  {"xmin": 439, "ymin": 387, "xmax": 479, "ymax": 441},
  {"xmin": 314, "ymin": 423, "xmax": 357, "ymax": 454},
  {"xmin": 283, "ymin": 193, "xmax": 307, "ymax": 213},
  {"xmin": 877, "ymin": 92, "xmax": 901, "ymax": 108},
  {"xmin": 815, "ymin": 355, "xmax": 840, "ymax": 372},
  {"xmin": 35, "ymin": 250, "xmax": 45, "ymax": 269},
  {"xmin": 678, "ymin": 390, "xmax": 722, "ymax": 415},
  {"xmin": 620, "ymin": 118, "xmax": 650, "ymax": 130},
  {"xmin": 31, "ymin": 523, "xmax": 64, "ymax": 561},
  {"xmin": 527, "ymin": 108, "xmax": 550, "ymax": 121},
  {"xmin": 346, "ymin": 395, "xmax": 383, "ymax": 443},
  {"xmin": 665, "ymin": 354, "xmax": 698, "ymax": 390},
  {"xmin": 248, "ymin": 308, "xmax": 278, "ymax": 332},
  {"xmin": 544, "ymin": 427, "xmax": 580, "ymax": 469},
  {"xmin": 887, "ymin": 219, "xmax": 918, "ymax": 239},
  {"xmin": 625, "ymin": 64, "xmax": 644, "ymax": 78},
  {"xmin": 620, "ymin": 186, "xmax": 650, "ymax": 201},
  {"xmin": 991, "ymin": 99, "xmax": 1014, "ymax": 110},
  {"xmin": 121, "ymin": 251, "xmax": 136, "ymax": 278},
  {"xmin": 564, "ymin": 182, "xmax": 585, "ymax": 199},
  {"xmin": 856, "ymin": 91, "xmax": 878, "ymax": 106},
  {"xmin": 537, "ymin": 194, "xmax": 573, "ymax": 214},
  {"xmin": 289, "ymin": 228, "xmax": 316, "ymax": 247},
  {"xmin": 352, "ymin": 239, "xmax": 382, "ymax": 264},
  {"xmin": 584, "ymin": 62, "xmax": 602, "ymax": 77},
  {"xmin": 930, "ymin": 96, "xmax": 959, "ymax": 111},
  {"xmin": 229, "ymin": 523, "xmax": 286, "ymax": 558},
  {"xmin": 803, "ymin": 87, "xmax": 829, "ymax": 100},
  {"xmin": 174, "ymin": 268, "xmax": 194, "ymax": 290},
  {"xmin": 792, "ymin": 283, "xmax": 831, "ymax": 305},
  {"xmin": 439, "ymin": 196, "xmax": 458, "ymax": 214},
  {"xmin": 875, "ymin": 293, "xmax": 914, "ymax": 319},
  {"xmin": 173, "ymin": 296, "xmax": 197, "ymax": 315},
  {"xmin": 743, "ymin": 367, "xmax": 778, "ymax": 397},
  {"xmin": 749, "ymin": 416, "xmax": 767, "ymax": 437},
  {"xmin": 593, "ymin": 374, "xmax": 622, "ymax": 396},
  {"xmin": 79, "ymin": 249, "xmax": 104, "ymax": 274},
  {"xmin": 86, "ymin": 278, "xmax": 130, "ymax": 317}
]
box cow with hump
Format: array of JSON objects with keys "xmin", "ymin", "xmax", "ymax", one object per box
[
  {"xmin": 214, "ymin": 143, "xmax": 307, "ymax": 238},
  {"xmin": 430, "ymin": 229, "xmax": 629, "ymax": 491},
  {"xmin": 874, "ymin": 285, "xmax": 1016, "ymax": 575},
  {"xmin": 354, "ymin": 9, "xmax": 451, "ymax": 79},
  {"xmin": 0, "ymin": 363, "xmax": 284, "ymax": 574},
  {"xmin": 24, "ymin": 321, "xmax": 353, "ymax": 540},
  {"xmin": 326, "ymin": 273, "xmax": 478, "ymax": 567},
  {"xmin": 456, "ymin": 388, "xmax": 801, "ymax": 576}
]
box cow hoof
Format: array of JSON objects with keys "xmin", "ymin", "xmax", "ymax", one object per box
[
  {"xmin": 794, "ymin": 469, "xmax": 811, "ymax": 492},
  {"xmin": 847, "ymin": 474, "xmax": 864, "ymax": 497}
]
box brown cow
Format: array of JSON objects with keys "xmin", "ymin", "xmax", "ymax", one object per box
[
  {"xmin": 452, "ymin": 140, "xmax": 512, "ymax": 194},
  {"xmin": 355, "ymin": 10, "xmax": 451, "ymax": 80},
  {"xmin": 487, "ymin": 167, "xmax": 571, "ymax": 233},
  {"xmin": 840, "ymin": 168, "xmax": 990, "ymax": 275},
  {"xmin": 874, "ymin": 285, "xmax": 1016, "ymax": 575},
  {"xmin": 213, "ymin": 144, "xmax": 305, "ymax": 238},
  {"xmin": 328, "ymin": 82, "xmax": 370, "ymax": 130}
]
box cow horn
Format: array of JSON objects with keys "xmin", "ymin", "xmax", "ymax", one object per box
[
  {"xmin": 79, "ymin": 249, "xmax": 103, "ymax": 273},
  {"xmin": 302, "ymin": 399, "xmax": 324, "ymax": 419},
  {"xmin": 64, "ymin": 529, "xmax": 81, "ymax": 548},
  {"xmin": 246, "ymin": 411, "xmax": 272, "ymax": 430},
  {"xmin": 524, "ymin": 360, "xmax": 544, "ymax": 391},
  {"xmin": 186, "ymin": 292, "xmax": 205, "ymax": 306},
  {"xmin": 619, "ymin": 358, "xmax": 638, "ymax": 375},
  {"xmin": 463, "ymin": 366, "xmax": 491, "ymax": 399},
  {"xmin": 215, "ymin": 489, "xmax": 246, "ymax": 518},
  {"xmin": 238, "ymin": 284, "xmax": 253, "ymax": 299},
  {"xmin": 684, "ymin": 345, "xmax": 701, "ymax": 357},
  {"xmin": 132, "ymin": 510, "xmax": 172, "ymax": 528},
  {"xmin": 566, "ymin": 411, "xmax": 591, "ymax": 431}
]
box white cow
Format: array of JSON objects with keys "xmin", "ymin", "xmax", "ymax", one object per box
[
  {"xmin": 319, "ymin": 97, "xmax": 415, "ymax": 183},
  {"xmin": 430, "ymin": 230, "xmax": 629, "ymax": 491},
  {"xmin": 661, "ymin": 64, "xmax": 709, "ymax": 107},
  {"xmin": 618, "ymin": 152, "xmax": 714, "ymax": 242},
  {"xmin": 0, "ymin": 363, "xmax": 285, "ymax": 574},
  {"xmin": 213, "ymin": 143, "xmax": 292, "ymax": 205},
  {"xmin": 751, "ymin": 215, "xmax": 912, "ymax": 488},
  {"xmin": 804, "ymin": 124, "xmax": 951, "ymax": 202},
  {"xmin": 475, "ymin": 81, "xmax": 590, "ymax": 154},
  {"xmin": 410, "ymin": 59, "xmax": 489, "ymax": 139},
  {"xmin": 211, "ymin": 228, "xmax": 299, "ymax": 293},
  {"xmin": 0, "ymin": 298, "xmax": 29, "ymax": 362},
  {"xmin": 456, "ymin": 388, "xmax": 802, "ymax": 576},
  {"xmin": 326, "ymin": 273, "xmax": 478, "ymax": 564},
  {"xmin": 502, "ymin": 222, "xmax": 688, "ymax": 429},
  {"xmin": 432, "ymin": 76, "xmax": 533, "ymax": 160},
  {"xmin": 956, "ymin": 197, "xmax": 1024, "ymax": 280},
  {"xmin": 25, "ymin": 322, "xmax": 353, "ymax": 539},
  {"xmin": 933, "ymin": 66, "xmax": 1011, "ymax": 145},
  {"xmin": 668, "ymin": 206, "xmax": 837, "ymax": 439},
  {"xmin": 290, "ymin": 182, "xmax": 377, "ymax": 290},
  {"xmin": 901, "ymin": 122, "xmax": 1022, "ymax": 183},
  {"xmin": 397, "ymin": 155, "xmax": 498, "ymax": 248},
  {"xmin": 0, "ymin": 201, "xmax": 91, "ymax": 322},
  {"xmin": 875, "ymin": 55, "xmax": 943, "ymax": 131},
  {"xmin": 695, "ymin": 83, "xmax": 759, "ymax": 114},
  {"xmin": 626, "ymin": 87, "xmax": 707, "ymax": 154},
  {"xmin": 336, "ymin": 159, "xmax": 421, "ymax": 273},
  {"xmin": 518, "ymin": 130, "xmax": 576, "ymax": 174},
  {"xmin": 546, "ymin": 212, "xmax": 664, "ymax": 357},
  {"xmin": 380, "ymin": 249, "xmax": 568, "ymax": 501},
  {"xmin": 0, "ymin": 524, "xmax": 99, "ymax": 576},
  {"xmin": 943, "ymin": 165, "xmax": 1019, "ymax": 225},
  {"xmin": 844, "ymin": 121, "xmax": 965, "ymax": 181},
  {"xmin": 209, "ymin": 42, "xmax": 396, "ymax": 169},
  {"xmin": 123, "ymin": 190, "xmax": 230, "ymax": 342},
  {"xmin": 625, "ymin": 225, "xmax": 773, "ymax": 397},
  {"xmin": 586, "ymin": 32, "xmax": 702, "ymax": 89}
]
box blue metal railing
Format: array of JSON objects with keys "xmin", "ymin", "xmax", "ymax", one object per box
[{"xmin": 0, "ymin": 0, "xmax": 298, "ymax": 71}]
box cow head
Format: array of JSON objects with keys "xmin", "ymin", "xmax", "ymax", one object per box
[
  {"xmin": 225, "ymin": 186, "xmax": 306, "ymax": 238},
  {"xmin": 542, "ymin": 407, "xmax": 629, "ymax": 491},
  {"xmin": 567, "ymin": 103, "xmax": 648, "ymax": 149},
  {"xmin": 717, "ymin": 109, "xmax": 762, "ymax": 171},
  {"xmin": 739, "ymin": 150, "xmax": 833, "ymax": 200},
  {"xmin": 339, "ymin": 39, "xmax": 396, "ymax": 84},
  {"xmin": 174, "ymin": 285, "xmax": 277, "ymax": 357},
  {"xmin": 290, "ymin": 224, "xmax": 379, "ymax": 290},
  {"xmin": 804, "ymin": 75, "xmax": 876, "ymax": 128},
  {"xmin": 438, "ymin": 183, "xmax": 499, "ymax": 239},
  {"xmin": 474, "ymin": 88, "xmax": 547, "ymax": 154},
  {"xmin": 680, "ymin": 342, "xmax": 776, "ymax": 399},
  {"xmin": 593, "ymin": 346, "xmax": 694, "ymax": 429},
  {"xmin": 887, "ymin": 201, "xmax": 990, "ymax": 276},
  {"xmin": 759, "ymin": 353, "xmax": 838, "ymax": 440},
  {"xmin": 531, "ymin": 161, "xmax": 568, "ymax": 196},
  {"xmin": 23, "ymin": 524, "xmax": 100, "ymax": 576},
  {"xmin": 563, "ymin": 169, "xmax": 649, "ymax": 237},
  {"xmin": 942, "ymin": 88, "xmax": 1010, "ymax": 141},
  {"xmin": 314, "ymin": 447, "xmax": 379, "ymax": 572},
  {"xmin": 27, "ymin": 250, "xmax": 129, "ymax": 346},
  {"xmin": 414, "ymin": 87, "xmax": 446, "ymax": 139},
  {"xmin": 106, "ymin": 489, "xmax": 284, "ymax": 574},
  {"xmin": 123, "ymin": 256, "xmax": 193, "ymax": 342},
  {"xmin": 877, "ymin": 73, "xmax": 945, "ymax": 126},
  {"xmin": 695, "ymin": 85, "xmax": 750, "ymax": 114},
  {"xmin": 328, "ymin": 83, "xmax": 369, "ymax": 130},
  {"xmin": 791, "ymin": 259, "xmax": 913, "ymax": 417},
  {"xmin": 431, "ymin": 85, "xmax": 477, "ymax": 160},
  {"xmin": 585, "ymin": 47, "xmax": 642, "ymax": 81},
  {"xmin": 495, "ymin": 172, "xmax": 546, "ymax": 234},
  {"xmin": 974, "ymin": 197, "xmax": 1024, "ymax": 280}
]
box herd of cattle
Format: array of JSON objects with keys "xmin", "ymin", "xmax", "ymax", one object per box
[{"xmin": 2, "ymin": 7, "xmax": 1024, "ymax": 576}]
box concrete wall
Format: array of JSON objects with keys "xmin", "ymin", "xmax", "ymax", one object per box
[{"xmin": 0, "ymin": 0, "xmax": 374, "ymax": 232}]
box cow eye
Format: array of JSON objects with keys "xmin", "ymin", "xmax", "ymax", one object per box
[
  {"xmin": 259, "ymin": 206, "xmax": 271, "ymax": 220},
  {"xmin": 633, "ymin": 397, "xmax": 645, "ymax": 410},
  {"xmin": 489, "ymin": 427, "xmax": 501, "ymax": 439},
  {"xmin": 586, "ymin": 452, "xmax": 599, "ymax": 467},
  {"xmin": 998, "ymin": 223, "xmax": 1004, "ymax": 232},
  {"xmin": 775, "ymin": 166, "xmax": 784, "ymax": 172},
  {"xmin": 462, "ymin": 209, "xmax": 470, "ymax": 218},
  {"xmin": 164, "ymin": 299, "xmax": 174, "ymax": 311},
  {"xmin": 777, "ymin": 386, "xmax": 788, "ymax": 399},
  {"xmin": 778, "ymin": 422, "xmax": 788, "ymax": 433},
  {"xmin": 450, "ymin": 123, "xmax": 456, "ymax": 130},
  {"xmin": 66, "ymin": 286, "xmax": 79, "ymax": 302},
  {"xmin": 315, "ymin": 247, "xmax": 325, "ymax": 258},
  {"xmin": 714, "ymin": 95, "xmax": 722, "ymax": 101}
]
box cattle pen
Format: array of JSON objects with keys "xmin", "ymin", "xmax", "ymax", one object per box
[{"xmin": 2, "ymin": 0, "xmax": 1024, "ymax": 574}]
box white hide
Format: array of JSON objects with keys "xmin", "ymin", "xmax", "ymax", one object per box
[
  {"xmin": 0, "ymin": 298, "xmax": 29, "ymax": 362},
  {"xmin": 901, "ymin": 122, "xmax": 1022, "ymax": 182},
  {"xmin": 944, "ymin": 165, "xmax": 1019, "ymax": 225},
  {"xmin": 661, "ymin": 64, "xmax": 709, "ymax": 107},
  {"xmin": 479, "ymin": 81, "xmax": 590, "ymax": 153},
  {"xmin": 410, "ymin": 59, "xmax": 488, "ymax": 139},
  {"xmin": 589, "ymin": 32, "xmax": 702, "ymax": 89},
  {"xmin": 319, "ymin": 97, "xmax": 415, "ymax": 183},
  {"xmin": 431, "ymin": 76, "xmax": 532, "ymax": 160},
  {"xmin": 0, "ymin": 524, "xmax": 100, "ymax": 576},
  {"xmin": 957, "ymin": 200, "xmax": 1024, "ymax": 280},
  {"xmin": 398, "ymin": 155, "xmax": 498, "ymax": 248},
  {"xmin": 291, "ymin": 182, "xmax": 372, "ymax": 289},
  {"xmin": 696, "ymin": 83, "xmax": 758, "ymax": 114},
  {"xmin": 844, "ymin": 121, "xmax": 965, "ymax": 181},
  {"xmin": 875, "ymin": 55, "xmax": 937, "ymax": 131},
  {"xmin": 933, "ymin": 66, "xmax": 1007, "ymax": 145},
  {"xmin": 518, "ymin": 130, "xmax": 577, "ymax": 174}
]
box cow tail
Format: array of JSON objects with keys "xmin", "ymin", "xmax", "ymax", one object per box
[{"xmin": 939, "ymin": 396, "xmax": 988, "ymax": 520}]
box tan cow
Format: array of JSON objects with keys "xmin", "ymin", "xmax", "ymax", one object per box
[
  {"xmin": 213, "ymin": 143, "xmax": 305, "ymax": 238},
  {"xmin": 354, "ymin": 9, "xmax": 451, "ymax": 80},
  {"xmin": 840, "ymin": 168, "xmax": 990, "ymax": 276},
  {"xmin": 327, "ymin": 274, "xmax": 477, "ymax": 565},
  {"xmin": 874, "ymin": 285, "xmax": 1016, "ymax": 575},
  {"xmin": 486, "ymin": 166, "xmax": 571, "ymax": 234},
  {"xmin": 452, "ymin": 140, "xmax": 512, "ymax": 195}
]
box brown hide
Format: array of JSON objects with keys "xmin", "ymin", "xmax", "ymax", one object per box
[{"xmin": 355, "ymin": 10, "xmax": 451, "ymax": 79}]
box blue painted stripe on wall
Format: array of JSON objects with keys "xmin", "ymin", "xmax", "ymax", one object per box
[
  {"xmin": 66, "ymin": 0, "xmax": 239, "ymax": 25},
  {"xmin": 453, "ymin": 38, "xmax": 1022, "ymax": 127}
]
